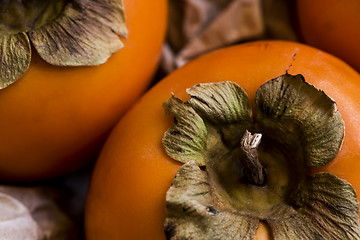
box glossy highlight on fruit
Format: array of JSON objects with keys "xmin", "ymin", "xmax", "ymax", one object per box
[{"xmin": 85, "ymin": 40, "xmax": 360, "ymax": 239}]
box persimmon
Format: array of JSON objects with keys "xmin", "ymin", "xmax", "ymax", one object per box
[
  {"xmin": 0, "ymin": 0, "xmax": 167, "ymax": 181},
  {"xmin": 85, "ymin": 41, "xmax": 360, "ymax": 239},
  {"xmin": 296, "ymin": 0, "xmax": 360, "ymax": 72}
]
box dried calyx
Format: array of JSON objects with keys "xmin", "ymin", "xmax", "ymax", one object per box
[
  {"xmin": 162, "ymin": 74, "xmax": 360, "ymax": 239},
  {"xmin": 0, "ymin": 0, "xmax": 127, "ymax": 89}
]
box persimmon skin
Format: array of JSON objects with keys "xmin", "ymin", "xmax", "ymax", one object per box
[
  {"xmin": 296, "ymin": 0, "xmax": 360, "ymax": 72},
  {"xmin": 85, "ymin": 41, "xmax": 360, "ymax": 240},
  {"xmin": 0, "ymin": 0, "xmax": 167, "ymax": 181}
]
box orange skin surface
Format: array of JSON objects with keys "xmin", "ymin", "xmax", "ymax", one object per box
[
  {"xmin": 0, "ymin": 0, "xmax": 167, "ymax": 181},
  {"xmin": 85, "ymin": 41, "xmax": 360, "ymax": 240},
  {"xmin": 296, "ymin": 0, "xmax": 360, "ymax": 72}
]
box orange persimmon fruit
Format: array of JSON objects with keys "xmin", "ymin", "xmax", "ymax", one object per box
[
  {"xmin": 0, "ymin": 0, "xmax": 167, "ymax": 181},
  {"xmin": 85, "ymin": 40, "xmax": 360, "ymax": 239},
  {"xmin": 296, "ymin": 0, "xmax": 360, "ymax": 72}
]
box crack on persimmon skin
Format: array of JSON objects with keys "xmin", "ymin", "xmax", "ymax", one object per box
[{"xmin": 285, "ymin": 51, "xmax": 298, "ymax": 74}]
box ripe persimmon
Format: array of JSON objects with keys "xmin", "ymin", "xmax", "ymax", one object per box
[
  {"xmin": 85, "ymin": 41, "xmax": 360, "ymax": 239},
  {"xmin": 296, "ymin": 0, "xmax": 360, "ymax": 72},
  {"xmin": 0, "ymin": 0, "xmax": 167, "ymax": 181}
]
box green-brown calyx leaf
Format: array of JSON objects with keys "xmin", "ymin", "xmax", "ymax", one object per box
[
  {"xmin": 162, "ymin": 74, "xmax": 360, "ymax": 239},
  {"xmin": 0, "ymin": 0, "xmax": 127, "ymax": 89}
]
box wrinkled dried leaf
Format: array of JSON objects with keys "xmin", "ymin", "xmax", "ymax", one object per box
[
  {"xmin": 162, "ymin": 96, "xmax": 207, "ymax": 165},
  {"xmin": 0, "ymin": 186, "xmax": 75, "ymax": 240},
  {"xmin": 0, "ymin": 0, "xmax": 65, "ymax": 34},
  {"xmin": 268, "ymin": 173, "xmax": 360, "ymax": 239},
  {"xmin": 165, "ymin": 161, "xmax": 259, "ymax": 240},
  {"xmin": 255, "ymin": 74, "xmax": 345, "ymax": 167},
  {"xmin": 187, "ymin": 81, "xmax": 252, "ymax": 124},
  {"xmin": 175, "ymin": 0, "xmax": 263, "ymax": 66},
  {"xmin": 29, "ymin": 0, "xmax": 127, "ymax": 66},
  {"xmin": 0, "ymin": 192, "xmax": 42, "ymax": 240},
  {"xmin": 75, "ymin": 0, "xmax": 127, "ymax": 38},
  {"xmin": 163, "ymin": 0, "xmax": 297, "ymax": 73},
  {"xmin": 0, "ymin": 33, "xmax": 31, "ymax": 89}
]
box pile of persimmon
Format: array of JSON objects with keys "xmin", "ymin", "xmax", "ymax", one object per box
[{"xmin": 85, "ymin": 41, "xmax": 360, "ymax": 239}]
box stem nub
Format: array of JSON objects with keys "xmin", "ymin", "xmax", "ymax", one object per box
[{"xmin": 240, "ymin": 130, "xmax": 266, "ymax": 186}]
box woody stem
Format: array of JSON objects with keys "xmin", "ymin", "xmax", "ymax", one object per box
[{"xmin": 240, "ymin": 130, "xmax": 266, "ymax": 186}]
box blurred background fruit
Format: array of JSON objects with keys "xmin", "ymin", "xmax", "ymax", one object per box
[{"xmin": 296, "ymin": 0, "xmax": 360, "ymax": 72}]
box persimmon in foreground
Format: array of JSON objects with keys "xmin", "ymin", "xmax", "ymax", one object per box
[
  {"xmin": 85, "ymin": 41, "xmax": 360, "ymax": 240},
  {"xmin": 163, "ymin": 74, "xmax": 359, "ymax": 239}
]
